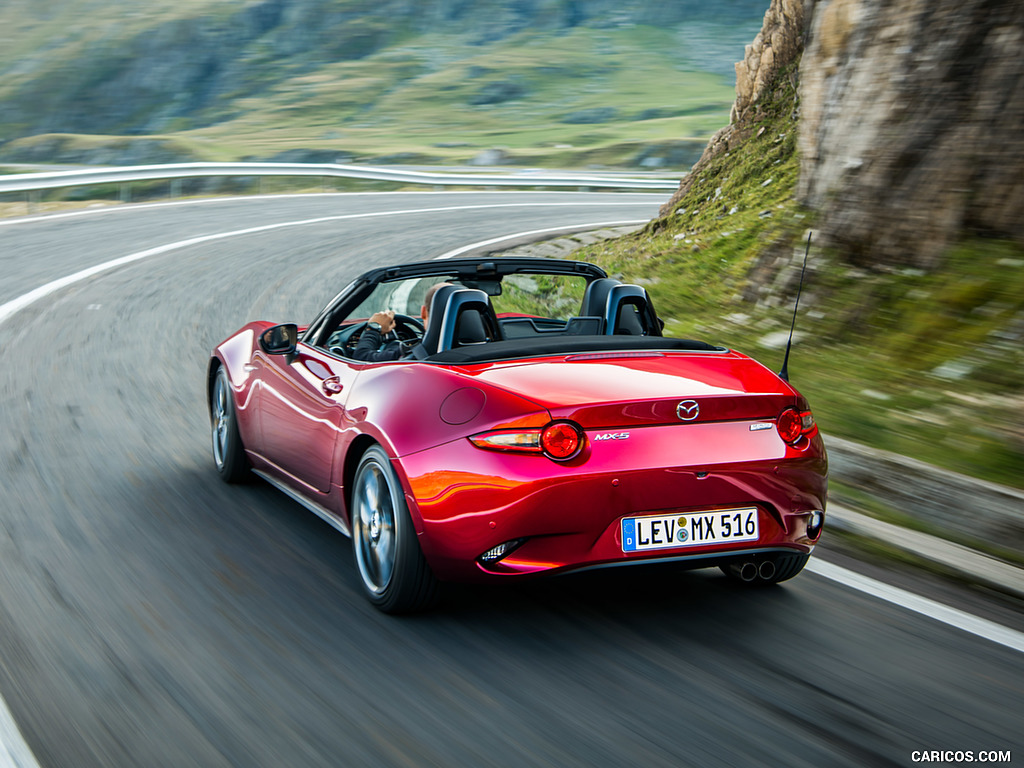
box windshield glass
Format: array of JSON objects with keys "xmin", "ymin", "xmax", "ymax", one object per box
[
  {"xmin": 343, "ymin": 273, "xmax": 590, "ymax": 324},
  {"xmin": 494, "ymin": 273, "xmax": 588, "ymax": 319},
  {"xmin": 346, "ymin": 277, "xmax": 436, "ymax": 321}
]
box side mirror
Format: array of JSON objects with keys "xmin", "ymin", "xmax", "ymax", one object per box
[{"xmin": 259, "ymin": 323, "xmax": 298, "ymax": 356}]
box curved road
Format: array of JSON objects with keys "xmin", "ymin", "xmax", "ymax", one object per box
[{"xmin": 0, "ymin": 192, "xmax": 1021, "ymax": 767}]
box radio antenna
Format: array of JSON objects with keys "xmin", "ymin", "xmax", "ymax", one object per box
[{"xmin": 779, "ymin": 231, "xmax": 812, "ymax": 382}]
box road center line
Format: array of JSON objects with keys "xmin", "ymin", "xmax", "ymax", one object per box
[
  {"xmin": 0, "ymin": 192, "xmax": 659, "ymax": 229},
  {"xmin": 808, "ymin": 559, "xmax": 1024, "ymax": 654},
  {"xmin": 0, "ymin": 203, "xmax": 648, "ymax": 329},
  {"xmin": 433, "ymin": 220, "xmax": 645, "ymax": 260}
]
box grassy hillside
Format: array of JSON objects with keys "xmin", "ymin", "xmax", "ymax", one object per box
[
  {"xmin": 574, "ymin": 69, "xmax": 1024, "ymax": 489},
  {"xmin": 192, "ymin": 26, "xmax": 732, "ymax": 166},
  {"xmin": 0, "ymin": 2, "xmax": 765, "ymax": 169}
]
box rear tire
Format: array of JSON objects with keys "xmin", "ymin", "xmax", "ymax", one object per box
[
  {"xmin": 351, "ymin": 446, "xmax": 438, "ymax": 613},
  {"xmin": 211, "ymin": 365, "xmax": 249, "ymax": 483},
  {"xmin": 720, "ymin": 551, "xmax": 809, "ymax": 586}
]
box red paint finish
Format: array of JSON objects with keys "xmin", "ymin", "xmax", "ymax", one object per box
[
  {"xmin": 468, "ymin": 352, "xmax": 790, "ymax": 407},
  {"xmin": 439, "ymin": 387, "xmax": 487, "ymax": 425},
  {"xmin": 257, "ymin": 346, "xmax": 357, "ymax": 493},
  {"xmin": 402, "ymin": 418, "xmax": 826, "ymax": 580},
  {"xmin": 212, "ymin": 326, "xmax": 827, "ymax": 585}
]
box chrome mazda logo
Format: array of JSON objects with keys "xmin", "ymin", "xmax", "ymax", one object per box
[{"xmin": 676, "ymin": 400, "xmax": 700, "ymax": 421}]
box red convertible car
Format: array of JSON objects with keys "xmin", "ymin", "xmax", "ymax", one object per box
[{"xmin": 208, "ymin": 257, "xmax": 827, "ymax": 612}]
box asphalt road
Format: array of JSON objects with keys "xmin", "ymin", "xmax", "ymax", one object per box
[{"xmin": 0, "ymin": 192, "xmax": 1021, "ymax": 768}]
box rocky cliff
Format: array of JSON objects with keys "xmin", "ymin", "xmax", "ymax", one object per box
[
  {"xmin": 800, "ymin": 0, "xmax": 1024, "ymax": 269},
  {"xmin": 663, "ymin": 0, "xmax": 1024, "ymax": 272},
  {"xmin": 660, "ymin": 0, "xmax": 806, "ymax": 218}
]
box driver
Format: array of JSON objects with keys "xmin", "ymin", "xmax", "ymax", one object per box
[{"xmin": 351, "ymin": 282, "xmax": 450, "ymax": 362}]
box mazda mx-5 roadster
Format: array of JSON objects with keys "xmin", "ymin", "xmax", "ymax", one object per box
[{"xmin": 208, "ymin": 256, "xmax": 827, "ymax": 612}]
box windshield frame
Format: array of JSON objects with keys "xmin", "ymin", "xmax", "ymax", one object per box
[{"xmin": 302, "ymin": 257, "xmax": 607, "ymax": 348}]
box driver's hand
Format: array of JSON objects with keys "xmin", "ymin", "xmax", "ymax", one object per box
[{"xmin": 369, "ymin": 310, "xmax": 396, "ymax": 334}]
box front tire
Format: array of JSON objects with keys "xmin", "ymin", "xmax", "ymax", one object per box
[
  {"xmin": 210, "ymin": 365, "xmax": 249, "ymax": 483},
  {"xmin": 351, "ymin": 446, "xmax": 437, "ymax": 613}
]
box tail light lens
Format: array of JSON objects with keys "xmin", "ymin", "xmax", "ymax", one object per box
[
  {"xmin": 777, "ymin": 408, "xmax": 802, "ymax": 443},
  {"xmin": 541, "ymin": 421, "xmax": 584, "ymax": 460},
  {"xmin": 469, "ymin": 431, "xmax": 542, "ymax": 453},
  {"xmin": 800, "ymin": 409, "xmax": 819, "ymax": 439},
  {"xmin": 470, "ymin": 421, "xmax": 585, "ymax": 461},
  {"xmin": 777, "ymin": 407, "xmax": 818, "ymax": 445}
]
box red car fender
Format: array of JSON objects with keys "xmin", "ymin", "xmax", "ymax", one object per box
[
  {"xmin": 331, "ymin": 362, "xmax": 553, "ymax": 535},
  {"xmin": 340, "ymin": 362, "xmax": 552, "ymax": 459},
  {"xmin": 208, "ymin": 323, "xmax": 277, "ymax": 447}
]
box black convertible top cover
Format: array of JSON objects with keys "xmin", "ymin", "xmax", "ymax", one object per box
[{"xmin": 427, "ymin": 336, "xmax": 725, "ymax": 364}]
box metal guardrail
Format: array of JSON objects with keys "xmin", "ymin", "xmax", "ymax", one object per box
[{"xmin": 0, "ymin": 162, "xmax": 681, "ymax": 194}]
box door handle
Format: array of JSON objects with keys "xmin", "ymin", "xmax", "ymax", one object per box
[{"xmin": 322, "ymin": 376, "xmax": 343, "ymax": 395}]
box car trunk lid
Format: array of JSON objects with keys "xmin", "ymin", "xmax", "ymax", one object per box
[{"xmin": 468, "ymin": 350, "xmax": 798, "ymax": 429}]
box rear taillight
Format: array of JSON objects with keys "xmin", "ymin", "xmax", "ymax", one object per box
[
  {"xmin": 777, "ymin": 407, "xmax": 817, "ymax": 445},
  {"xmin": 469, "ymin": 431, "xmax": 542, "ymax": 453},
  {"xmin": 541, "ymin": 421, "xmax": 584, "ymax": 460},
  {"xmin": 800, "ymin": 410, "xmax": 819, "ymax": 439},
  {"xmin": 777, "ymin": 408, "xmax": 802, "ymax": 443},
  {"xmin": 470, "ymin": 421, "xmax": 585, "ymax": 461}
]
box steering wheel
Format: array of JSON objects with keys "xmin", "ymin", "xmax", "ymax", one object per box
[
  {"xmin": 329, "ymin": 314, "xmax": 425, "ymax": 357},
  {"xmin": 389, "ymin": 314, "xmax": 426, "ymax": 341}
]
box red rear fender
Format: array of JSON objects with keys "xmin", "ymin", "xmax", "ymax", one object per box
[{"xmin": 345, "ymin": 363, "xmax": 552, "ymax": 458}]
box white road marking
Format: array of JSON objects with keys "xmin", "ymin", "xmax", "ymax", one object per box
[
  {"xmin": 808, "ymin": 559, "xmax": 1024, "ymax": 654},
  {"xmin": 0, "ymin": 693, "xmax": 41, "ymax": 768},
  {"xmin": 433, "ymin": 220, "xmax": 646, "ymax": 259},
  {"xmin": 0, "ymin": 203, "xmax": 650, "ymax": 329},
  {"xmin": 0, "ymin": 191, "xmax": 661, "ymax": 229}
]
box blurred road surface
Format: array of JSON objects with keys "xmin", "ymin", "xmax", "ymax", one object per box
[{"xmin": 0, "ymin": 192, "xmax": 1020, "ymax": 767}]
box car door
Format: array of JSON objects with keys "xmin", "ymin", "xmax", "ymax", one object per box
[{"xmin": 256, "ymin": 343, "xmax": 359, "ymax": 495}]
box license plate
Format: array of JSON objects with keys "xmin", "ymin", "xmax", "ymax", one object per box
[{"xmin": 621, "ymin": 508, "xmax": 759, "ymax": 553}]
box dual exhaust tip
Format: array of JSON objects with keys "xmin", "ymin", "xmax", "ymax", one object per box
[{"xmin": 737, "ymin": 560, "xmax": 777, "ymax": 582}]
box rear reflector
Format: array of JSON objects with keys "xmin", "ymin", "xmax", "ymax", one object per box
[{"xmin": 479, "ymin": 538, "xmax": 527, "ymax": 564}]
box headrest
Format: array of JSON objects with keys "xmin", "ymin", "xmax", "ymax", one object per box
[
  {"xmin": 433, "ymin": 288, "xmax": 499, "ymax": 353},
  {"xmin": 418, "ymin": 284, "xmax": 461, "ymax": 356},
  {"xmin": 604, "ymin": 284, "xmax": 661, "ymax": 336},
  {"xmin": 580, "ymin": 277, "xmax": 621, "ymax": 326}
]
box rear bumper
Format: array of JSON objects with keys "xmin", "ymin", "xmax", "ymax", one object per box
[
  {"xmin": 398, "ymin": 422, "xmax": 827, "ymax": 582},
  {"xmin": 562, "ymin": 546, "xmax": 810, "ymax": 577}
]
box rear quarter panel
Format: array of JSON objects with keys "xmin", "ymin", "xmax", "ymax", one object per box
[{"xmin": 341, "ymin": 362, "xmax": 553, "ymax": 460}]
